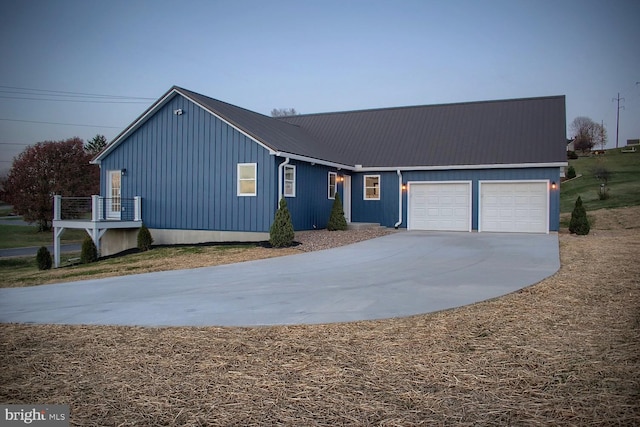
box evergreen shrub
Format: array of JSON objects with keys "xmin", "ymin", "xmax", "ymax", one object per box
[
  {"xmin": 569, "ymin": 196, "xmax": 590, "ymax": 235},
  {"xmin": 327, "ymin": 192, "xmax": 348, "ymax": 231},
  {"xmin": 81, "ymin": 236, "xmax": 98, "ymax": 264},
  {"xmin": 270, "ymin": 198, "xmax": 295, "ymax": 247},
  {"xmin": 137, "ymin": 223, "xmax": 154, "ymax": 251},
  {"xmin": 36, "ymin": 246, "xmax": 52, "ymax": 270}
]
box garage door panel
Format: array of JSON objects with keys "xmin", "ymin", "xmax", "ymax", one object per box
[
  {"xmin": 481, "ymin": 182, "xmax": 548, "ymax": 233},
  {"xmin": 409, "ymin": 182, "xmax": 470, "ymax": 231}
]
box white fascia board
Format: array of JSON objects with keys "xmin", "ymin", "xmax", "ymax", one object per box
[
  {"xmin": 273, "ymin": 152, "xmax": 355, "ymax": 171},
  {"xmin": 355, "ymin": 162, "xmax": 568, "ymax": 172}
]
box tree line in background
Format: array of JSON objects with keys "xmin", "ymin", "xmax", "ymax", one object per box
[{"xmin": 0, "ymin": 134, "xmax": 107, "ymax": 231}]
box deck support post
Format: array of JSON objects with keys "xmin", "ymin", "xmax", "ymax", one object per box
[{"xmin": 53, "ymin": 226, "xmax": 65, "ymax": 268}]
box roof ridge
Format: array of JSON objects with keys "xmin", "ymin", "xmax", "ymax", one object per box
[{"xmin": 282, "ymin": 94, "xmax": 566, "ymax": 119}]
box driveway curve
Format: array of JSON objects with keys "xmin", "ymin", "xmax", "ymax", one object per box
[{"xmin": 0, "ymin": 231, "xmax": 559, "ymax": 327}]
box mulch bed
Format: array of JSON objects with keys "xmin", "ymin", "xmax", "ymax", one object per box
[{"xmin": 1, "ymin": 208, "xmax": 639, "ymax": 426}]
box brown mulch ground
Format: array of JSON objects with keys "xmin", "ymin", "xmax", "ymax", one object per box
[{"xmin": 1, "ymin": 208, "xmax": 639, "ymax": 426}]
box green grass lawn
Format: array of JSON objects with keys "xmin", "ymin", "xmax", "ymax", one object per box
[
  {"xmin": 560, "ymin": 149, "xmax": 640, "ymax": 213},
  {"xmin": 0, "ymin": 245, "xmax": 262, "ymax": 288},
  {"xmin": 0, "ymin": 224, "xmax": 87, "ymax": 249}
]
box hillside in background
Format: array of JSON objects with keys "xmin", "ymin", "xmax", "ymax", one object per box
[{"xmin": 560, "ymin": 149, "xmax": 640, "ymax": 213}]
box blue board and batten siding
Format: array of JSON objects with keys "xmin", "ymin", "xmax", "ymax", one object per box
[
  {"xmin": 100, "ymin": 94, "xmax": 277, "ymax": 232},
  {"xmin": 282, "ymin": 160, "xmax": 341, "ymax": 230},
  {"xmin": 350, "ymin": 167, "xmax": 561, "ymax": 231}
]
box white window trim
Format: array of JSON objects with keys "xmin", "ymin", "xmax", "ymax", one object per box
[
  {"xmin": 284, "ymin": 165, "xmax": 296, "ymax": 197},
  {"xmin": 364, "ymin": 174, "xmax": 381, "ymax": 200},
  {"xmin": 237, "ymin": 163, "xmax": 257, "ymax": 197},
  {"xmin": 328, "ymin": 172, "xmax": 337, "ymax": 199}
]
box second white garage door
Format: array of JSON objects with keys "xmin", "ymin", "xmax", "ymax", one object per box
[
  {"xmin": 408, "ymin": 182, "xmax": 471, "ymax": 231},
  {"xmin": 480, "ymin": 181, "xmax": 548, "ymax": 233}
]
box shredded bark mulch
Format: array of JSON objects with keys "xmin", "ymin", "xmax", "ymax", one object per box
[{"xmin": 1, "ymin": 207, "xmax": 639, "ymax": 425}]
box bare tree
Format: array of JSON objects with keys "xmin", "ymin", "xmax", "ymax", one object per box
[
  {"xmin": 594, "ymin": 122, "xmax": 608, "ymax": 150},
  {"xmin": 570, "ymin": 116, "xmax": 598, "ymax": 153},
  {"xmin": 271, "ymin": 108, "xmax": 298, "ymax": 117}
]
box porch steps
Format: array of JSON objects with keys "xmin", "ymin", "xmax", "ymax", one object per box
[{"xmin": 347, "ymin": 222, "xmax": 385, "ymax": 230}]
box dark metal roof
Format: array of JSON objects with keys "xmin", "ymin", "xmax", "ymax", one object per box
[
  {"xmin": 278, "ymin": 96, "xmax": 567, "ymax": 168},
  {"xmin": 175, "ymin": 87, "xmax": 345, "ymax": 166},
  {"xmin": 97, "ymin": 86, "xmax": 566, "ymax": 169}
]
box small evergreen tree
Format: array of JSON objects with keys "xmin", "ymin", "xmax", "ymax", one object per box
[
  {"xmin": 270, "ymin": 198, "xmax": 295, "ymax": 247},
  {"xmin": 566, "ymin": 165, "xmax": 576, "ymax": 179},
  {"xmin": 36, "ymin": 246, "xmax": 52, "ymax": 270},
  {"xmin": 80, "ymin": 236, "xmax": 98, "ymax": 263},
  {"xmin": 327, "ymin": 192, "xmax": 348, "ymax": 231},
  {"xmin": 137, "ymin": 223, "xmax": 154, "ymax": 251},
  {"xmin": 569, "ymin": 196, "xmax": 590, "ymax": 235}
]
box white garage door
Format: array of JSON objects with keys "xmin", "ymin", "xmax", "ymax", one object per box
[
  {"xmin": 408, "ymin": 182, "xmax": 471, "ymax": 231},
  {"xmin": 480, "ymin": 181, "xmax": 548, "ymax": 233}
]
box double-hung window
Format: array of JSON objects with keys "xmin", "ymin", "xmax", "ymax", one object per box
[
  {"xmin": 364, "ymin": 175, "xmax": 380, "ymax": 200},
  {"xmin": 328, "ymin": 172, "xmax": 337, "ymax": 199},
  {"xmin": 238, "ymin": 163, "xmax": 257, "ymax": 196},
  {"xmin": 284, "ymin": 165, "xmax": 296, "ymax": 197}
]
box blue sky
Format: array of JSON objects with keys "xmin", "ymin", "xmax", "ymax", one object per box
[{"xmin": 1, "ymin": 0, "xmax": 638, "ymax": 174}]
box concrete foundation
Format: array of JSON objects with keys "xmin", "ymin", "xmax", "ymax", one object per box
[
  {"xmin": 100, "ymin": 228, "xmax": 270, "ymax": 256},
  {"xmin": 101, "ymin": 229, "xmax": 139, "ymax": 257}
]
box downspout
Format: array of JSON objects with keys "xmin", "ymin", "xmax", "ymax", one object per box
[
  {"xmin": 277, "ymin": 157, "xmax": 290, "ymax": 209},
  {"xmin": 395, "ymin": 169, "xmax": 403, "ymax": 229}
]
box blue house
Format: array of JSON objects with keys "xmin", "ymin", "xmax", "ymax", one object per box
[{"xmin": 60, "ymin": 86, "xmax": 566, "ymax": 259}]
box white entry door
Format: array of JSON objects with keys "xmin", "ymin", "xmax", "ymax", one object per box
[
  {"xmin": 343, "ymin": 175, "xmax": 351, "ymax": 223},
  {"xmin": 107, "ymin": 171, "xmax": 122, "ymax": 219},
  {"xmin": 408, "ymin": 182, "xmax": 471, "ymax": 231}
]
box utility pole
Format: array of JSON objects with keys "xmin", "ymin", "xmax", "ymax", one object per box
[{"xmin": 612, "ymin": 92, "xmax": 625, "ymax": 149}]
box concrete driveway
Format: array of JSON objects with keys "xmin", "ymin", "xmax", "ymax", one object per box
[{"xmin": 0, "ymin": 231, "xmax": 559, "ymax": 327}]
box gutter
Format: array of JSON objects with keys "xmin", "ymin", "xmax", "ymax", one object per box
[
  {"xmin": 277, "ymin": 157, "xmax": 290, "ymax": 208},
  {"xmin": 274, "ymin": 151, "xmax": 353, "ymax": 171},
  {"xmin": 354, "ymin": 162, "xmax": 568, "ymax": 172},
  {"xmin": 395, "ymin": 169, "xmax": 403, "ymax": 229}
]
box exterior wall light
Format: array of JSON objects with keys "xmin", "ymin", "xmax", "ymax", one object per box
[
  {"xmin": 121, "ymin": 169, "xmax": 127, "ymax": 176},
  {"xmin": 402, "ymin": 183, "xmax": 407, "ymax": 191},
  {"xmin": 551, "ymin": 181, "xmax": 556, "ymax": 190}
]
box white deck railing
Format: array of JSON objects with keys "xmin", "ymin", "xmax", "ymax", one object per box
[{"xmin": 53, "ymin": 195, "xmax": 141, "ymax": 222}]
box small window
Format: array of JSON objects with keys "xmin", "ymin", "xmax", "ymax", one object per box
[
  {"xmin": 328, "ymin": 172, "xmax": 337, "ymax": 199},
  {"xmin": 238, "ymin": 163, "xmax": 257, "ymax": 196},
  {"xmin": 364, "ymin": 175, "xmax": 380, "ymax": 200},
  {"xmin": 284, "ymin": 165, "xmax": 296, "ymax": 197}
]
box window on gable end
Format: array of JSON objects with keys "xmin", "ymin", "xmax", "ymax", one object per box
[
  {"xmin": 328, "ymin": 172, "xmax": 337, "ymax": 199},
  {"xmin": 284, "ymin": 165, "xmax": 296, "ymax": 197},
  {"xmin": 238, "ymin": 163, "xmax": 257, "ymax": 196},
  {"xmin": 364, "ymin": 175, "xmax": 380, "ymax": 200}
]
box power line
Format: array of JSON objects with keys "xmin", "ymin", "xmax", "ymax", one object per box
[
  {"xmin": 0, "ymin": 85, "xmax": 155, "ymax": 100},
  {"xmin": 0, "ymin": 95, "xmax": 149, "ymax": 104},
  {"xmin": 0, "ymin": 118, "xmax": 120, "ymax": 128}
]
